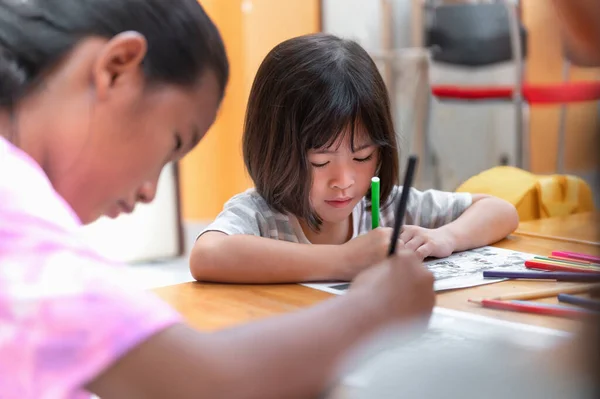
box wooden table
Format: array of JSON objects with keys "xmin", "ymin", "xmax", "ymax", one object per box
[
  {"xmin": 515, "ymin": 211, "xmax": 600, "ymax": 246},
  {"xmin": 153, "ymin": 214, "xmax": 599, "ymax": 333},
  {"xmin": 435, "ymin": 232, "xmax": 599, "ymax": 332}
]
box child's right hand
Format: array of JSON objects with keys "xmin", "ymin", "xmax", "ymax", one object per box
[
  {"xmin": 341, "ymin": 227, "xmax": 397, "ymax": 279},
  {"xmin": 350, "ymin": 249, "xmax": 435, "ymax": 324}
]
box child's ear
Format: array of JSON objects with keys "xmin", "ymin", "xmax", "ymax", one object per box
[{"xmin": 92, "ymin": 31, "xmax": 147, "ymax": 101}]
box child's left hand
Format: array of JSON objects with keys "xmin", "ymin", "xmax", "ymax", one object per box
[{"xmin": 399, "ymin": 225, "xmax": 456, "ymax": 260}]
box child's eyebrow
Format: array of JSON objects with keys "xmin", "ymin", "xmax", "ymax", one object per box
[
  {"xmin": 352, "ymin": 143, "xmax": 375, "ymax": 153},
  {"xmin": 313, "ymin": 143, "xmax": 374, "ymax": 154}
]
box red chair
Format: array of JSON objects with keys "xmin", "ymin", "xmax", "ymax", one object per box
[
  {"xmin": 432, "ymin": 82, "xmax": 600, "ymax": 104},
  {"xmin": 431, "ymin": 80, "xmax": 600, "ymax": 173}
]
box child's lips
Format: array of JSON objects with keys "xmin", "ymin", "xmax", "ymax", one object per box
[
  {"xmin": 119, "ymin": 201, "xmax": 135, "ymax": 214},
  {"xmin": 325, "ymin": 198, "xmax": 353, "ymax": 208},
  {"xmin": 106, "ymin": 201, "xmax": 135, "ymax": 219}
]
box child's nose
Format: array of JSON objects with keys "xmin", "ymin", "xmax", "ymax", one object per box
[
  {"xmin": 137, "ymin": 180, "xmax": 157, "ymax": 204},
  {"xmin": 330, "ymin": 166, "xmax": 355, "ymax": 190}
]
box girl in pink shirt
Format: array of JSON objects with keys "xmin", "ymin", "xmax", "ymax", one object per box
[{"xmin": 0, "ymin": 1, "xmax": 434, "ymax": 398}]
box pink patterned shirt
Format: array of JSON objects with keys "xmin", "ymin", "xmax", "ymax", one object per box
[{"xmin": 0, "ymin": 136, "xmax": 182, "ymax": 398}]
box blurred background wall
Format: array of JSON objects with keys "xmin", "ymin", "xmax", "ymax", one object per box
[{"xmin": 180, "ymin": 0, "xmax": 599, "ymax": 222}]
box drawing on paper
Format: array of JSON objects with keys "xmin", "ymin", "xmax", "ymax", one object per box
[{"xmin": 302, "ymin": 246, "xmax": 537, "ymax": 295}]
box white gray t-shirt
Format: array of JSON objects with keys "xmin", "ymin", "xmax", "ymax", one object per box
[{"xmin": 201, "ymin": 186, "xmax": 472, "ymax": 243}]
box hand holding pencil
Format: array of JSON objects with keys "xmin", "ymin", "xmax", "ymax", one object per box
[
  {"xmin": 379, "ymin": 155, "xmax": 455, "ymax": 260},
  {"xmin": 339, "ymin": 226, "xmax": 449, "ymax": 278},
  {"xmin": 340, "ymin": 227, "xmax": 398, "ymax": 279},
  {"xmin": 350, "ymin": 248, "xmax": 435, "ymax": 322},
  {"xmin": 340, "ymin": 156, "xmax": 423, "ymax": 278}
]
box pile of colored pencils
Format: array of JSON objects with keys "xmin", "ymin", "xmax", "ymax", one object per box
[
  {"xmin": 483, "ymin": 251, "xmax": 600, "ymax": 282},
  {"xmin": 471, "ymin": 251, "xmax": 600, "ymax": 318}
]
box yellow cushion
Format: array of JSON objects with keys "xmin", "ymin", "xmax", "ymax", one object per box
[{"xmin": 456, "ymin": 166, "xmax": 595, "ymax": 221}]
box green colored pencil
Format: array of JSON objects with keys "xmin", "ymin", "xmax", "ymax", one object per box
[{"xmin": 371, "ymin": 177, "xmax": 380, "ymax": 229}]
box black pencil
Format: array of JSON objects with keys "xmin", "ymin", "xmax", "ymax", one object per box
[{"xmin": 388, "ymin": 155, "xmax": 418, "ymax": 256}]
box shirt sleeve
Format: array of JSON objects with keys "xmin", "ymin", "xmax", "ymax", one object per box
[
  {"xmin": 200, "ymin": 193, "xmax": 268, "ymax": 237},
  {"xmin": 0, "ymin": 247, "xmax": 182, "ymax": 399},
  {"xmin": 390, "ymin": 186, "xmax": 473, "ymax": 229}
]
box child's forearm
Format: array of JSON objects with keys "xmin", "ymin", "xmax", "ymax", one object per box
[
  {"xmin": 88, "ymin": 264, "xmax": 433, "ymax": 399},
  {"xmin": 86, "ymin": 292, "xmax": 387, "ymax": 399},
  {"xmin": 198, "ymin": 291, "xmax": 385, "ymax": 398},
  {"xmin": 88, "ymin": 251, "xmax": 435, "ymax": 399},
  {"xmin": 190, "ymin": 232, "xmax": 350, "ymax": 283},
  {"xmin": 438, "ymin": 195, "xmax": 519, "ymax": 252}
]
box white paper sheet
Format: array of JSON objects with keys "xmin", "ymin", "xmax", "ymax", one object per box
[
  {"xmin": 302, "ymin": 246, "xmax": 538, "ymax": 295},
  {"xmin": 343, "ymin": 306, "xmax": 570, "ymax": 389}
]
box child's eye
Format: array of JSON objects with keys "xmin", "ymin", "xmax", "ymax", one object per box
[
  {"xmin": 174, "ymin": 133, "xmax": 183, "ymax": 152},
  {"xmin": 311, "ymin": 161, "xmax": 329, "ymax": 168},
  {"xmin": 354, "ymin": 153, "xmax": 374, "ymax": 163}
]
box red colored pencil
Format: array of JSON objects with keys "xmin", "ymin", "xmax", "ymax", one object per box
[
  {"xmin": 478, "ymin": 299, "xmax": 591, "ymax": 318},
  {"xmin": 525, "ymin": 260, "xmax": 600, "ymax": 273}
]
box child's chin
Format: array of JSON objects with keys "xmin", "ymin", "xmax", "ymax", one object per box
[{"xmin": 319, "ymin": 212, "xmax": 353, "ymax": 225}]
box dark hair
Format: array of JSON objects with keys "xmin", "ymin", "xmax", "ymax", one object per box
[
  {"xmin": 243, "ymin": 33, "xmax": 399, "ymax": 230},
  {"xmin": 0, "ymin": 0, "xmax": 229, "ymax": 108}
]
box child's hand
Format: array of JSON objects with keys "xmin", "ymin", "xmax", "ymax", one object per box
[
  {"xmin": 399, "ymin": 225, "xmax": 455, "ymax": 260},
  {"xmin": 350, "ymin": 249, "xmax": 435, "ymax": 323},
  {"xmin": 341, "ymin": 227, "xmax": 400, "ymax": 279}
]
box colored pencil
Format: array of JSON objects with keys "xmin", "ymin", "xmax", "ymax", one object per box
[
  {"xmin": 475, "ymin": 299, "xmax": 592, "ymax": 318},
  {"xmin": 538, "ymin": 255, "xmax": 599, "ymax": 266},
  {"xmin": 557, "ymin": 294, "xmax": 600, "ymax": 311},
  {"xmin": 548, "ymin": 255, "xmax": 596, "ymax": 265},
  {"xmin": 525, "ymin": 260, "xmax": 600, "ymax": 273},
  {"xmin": 552, "ymin": 251, "xmax": 600, "ymax": 263},
  {"xmin": 483, "ymin": 270, "xmax": 600, "ymax": 282},
  {"xmin": 469, "ymin": 283, "xmax": 600, "ymax": 301},
  {"xmin": 371, "ymin": 177, "xmax": 380, "ymax": 229},
  {"xmin": 511, "ymin": 300, "xmax": 599, "ymax": 314}
]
